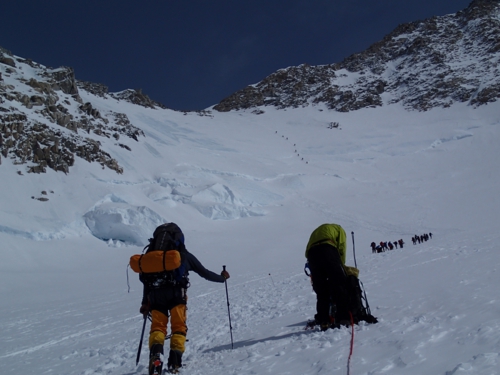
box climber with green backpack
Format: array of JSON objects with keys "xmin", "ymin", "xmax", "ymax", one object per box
[
  {"xmin": 130, "ymin": 223, "xmax": 230, "ymax": 374},
  {"xmin": 304, "ymin": 223, "xmax": 377, "ymax": 331}
]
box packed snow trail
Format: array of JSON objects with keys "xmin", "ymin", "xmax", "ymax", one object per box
[{"xmin": 3, "ymin": 230, "xmax": 499, "ymax": 375}]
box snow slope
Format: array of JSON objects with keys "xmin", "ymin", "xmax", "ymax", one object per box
[{"xmin": 1, "ymin": 93, "xmax": 499, "ymax": 375}]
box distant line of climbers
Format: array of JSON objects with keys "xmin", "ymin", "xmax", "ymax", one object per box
[
  {"xmin": 412, "ymin": 233, "xmax": 432, "ymax": 245},
  {"xmin": 371, "ymin": 239, "xmax": 404, "ymax": 253},
  {"xmin": 275, "ymin": 130, "xmax": 309, "ymax": 164},
  {"xmin": 371, "ymin": 233, "xmax": 433, "ymax": 253}
]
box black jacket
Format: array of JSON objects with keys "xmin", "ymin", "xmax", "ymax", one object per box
[{"xmin": 141, "ymin": 249, "xmax": 225, "ymax": 307}]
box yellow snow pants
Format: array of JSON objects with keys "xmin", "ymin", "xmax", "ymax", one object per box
[{"xmin": 149, "ymin": 304, "xmax": 187, "ymax": 353}]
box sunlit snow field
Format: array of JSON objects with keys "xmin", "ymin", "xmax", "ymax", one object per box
[{"xmin": 1, "ymin": 93, "xmax": 499, "ymax": 375}]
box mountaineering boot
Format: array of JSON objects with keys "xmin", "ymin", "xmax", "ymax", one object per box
[
  {"xmin": 320, "ymin": 323, "xmax": 330, "ymax": 332},
  {"xmin": 363, "ymin": 314, "xmax": 379, "ymax": 324},
  {"xmin": 305, "ymin": 319, "xmax": 317, "ymax": 330},
  {"xmin": 149, "ymin": 353, "xmax": 163, "ymax": 375},
  {"xmin": 149, "ymin": 344, "xmax": 164, "ymax": 375},
  {"xmin": 167, "ymin": 349, "xmax": 183, "ymax": 373}
]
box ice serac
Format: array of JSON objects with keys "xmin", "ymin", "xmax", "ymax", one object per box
[{"xmin": 84, "ymin": 203, "xmax": 165, "ymax": 245}]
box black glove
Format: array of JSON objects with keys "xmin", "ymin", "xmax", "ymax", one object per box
[
  {"xmin": 140, "ymin": 304, "xmax": 149, "ymax": 316},
  {"xmin": 221, "ymin": 270, "xmax": 230, "ymax": 280}
]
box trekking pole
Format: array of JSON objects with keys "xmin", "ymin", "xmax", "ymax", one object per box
[
  {"xmin": 136, "ymin": 314, "xmax": 147, "ymax": 366},
  {"xmin": 269, "ymin": 273, "xmax": 275, "ymax": 287},
  {"xmin": 351, "ymin": 231, "xmax": 358, "ymax": 269},
  {"xmin": 223, "ymin": 265, "xmax": 234, "ymax": 349}
]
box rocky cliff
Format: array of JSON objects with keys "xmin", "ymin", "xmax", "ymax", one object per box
[
  {"xmin": 0, "ymin": 47, "xmax": 166, "ymax": 174},
  {"xmin": 214, "ymin": 0, "xmax": 500, "ymax": 112}
]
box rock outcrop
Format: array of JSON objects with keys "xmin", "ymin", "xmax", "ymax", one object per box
[
  {"xmin": 0, "ymin": 48, "xmax": 146, "ymax": 174},
  {"xmin": 214, "ymin": 0, "xmax": 500, "ymax": 112},
  {"xmin": 110, "ymin": 88, "xmax": 167, "ymax": 109}
]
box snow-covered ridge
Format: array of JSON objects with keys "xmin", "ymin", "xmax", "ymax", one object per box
[
  {"xmin": 1, "ymin": 45, "xmax": 500, "ymax": 375},
  {"xmin": 0, "ymin": 49, "xmax": 150, "ymax": 174},
  {"xmin": 214, "ymin": 0, "xmax": 500, "ymax": 112}
]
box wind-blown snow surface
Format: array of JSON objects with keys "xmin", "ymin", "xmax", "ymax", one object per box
[{"xmin": 1, "ymin": 96, "xmax": 499, "ymax": 375}]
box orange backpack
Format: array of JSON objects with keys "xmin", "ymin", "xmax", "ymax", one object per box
[
  {"xmin": 130, "ymin": 250, "xmax": 181, "ymax": 274},
  {"xmin": 129, "ymin": 223, "xmax": 188, "ymax": 288}
]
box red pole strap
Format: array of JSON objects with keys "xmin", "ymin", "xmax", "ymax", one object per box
[{"xmin": 347, "ymin": 312, "xmax": 355, "ymax": 375}]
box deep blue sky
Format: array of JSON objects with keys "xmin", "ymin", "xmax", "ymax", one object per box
[{"xmin": 1, "ymin": 0, "xmax": 472, "ymax": 110}]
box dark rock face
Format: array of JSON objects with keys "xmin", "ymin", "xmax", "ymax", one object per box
[
  {"xmin": 110, "ymin": 89, "xmax": 167, "ymax": 109},
  {"xmin": 0, "ymin": 109, "xmax": 136, "ymax": 174},
  {"xmin": 0, "ymin": 49, "xmax": 146, "ymax": 175},
  {"xmin": 77, "ymin": 81, "xmax": 109, "ymax": 98},
  {"xmin": 43, "ymin": 67, "xmax": 79, "ymax": 96},
  {"xmin": 214, "ymin": 0, "xmax": 500, "ymax": 112},
  {"xmin": 0, "ymin": 56, "xmax": 16, "ymax": 68}
]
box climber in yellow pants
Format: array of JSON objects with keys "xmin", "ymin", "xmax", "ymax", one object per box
[
  {"xmin": 149, "ymin": 305, "xmax": 187, "ymax": 355},
  {"xmin": 136, "ymin": 222, "xmax": 230, "ymax": 375}
]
